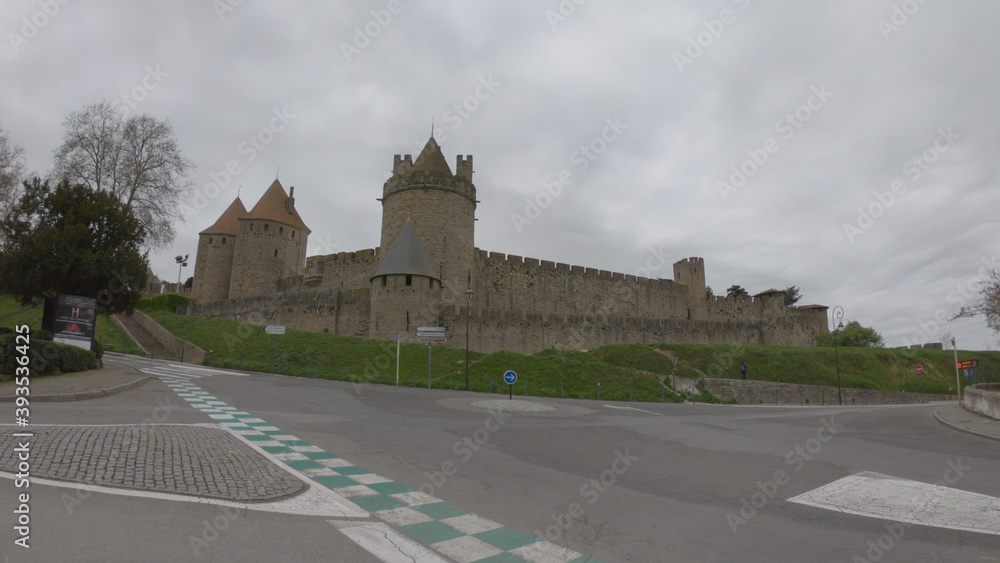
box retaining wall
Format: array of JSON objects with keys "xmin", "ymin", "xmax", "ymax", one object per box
[
  {"xmin": 964, "ymin": 383, "xmax": 1000, "ymax": 420},
  {"xmin": 670, "ymin": 376, "xmax": 954, "ymax": 406}
]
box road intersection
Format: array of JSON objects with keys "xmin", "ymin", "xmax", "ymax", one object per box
[{"xmin": 2, "ymin": 355, "xmax": 999, "ymax": 561}]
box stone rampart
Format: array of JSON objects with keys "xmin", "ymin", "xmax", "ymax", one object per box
[
  {"xmin": 673, "ymin": 376, "xmax": 954, "ymax": 405},
  {"xmin": 192, "ymin": 287, "xmax": 370, "ymax": 337},
  {"xmin": 306, "ymin": 248, "xmax": 381, "ymax": 292},
  {"xmin": 475, "ymin": 250, "xmax": 689, "ymax": 320}
]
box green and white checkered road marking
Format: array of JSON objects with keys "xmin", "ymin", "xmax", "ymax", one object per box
[{"xmin": 162, "ymin": 377, "xmax": 600, "ymax": 563}]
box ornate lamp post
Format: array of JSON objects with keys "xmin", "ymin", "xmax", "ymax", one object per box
[
  {"xmin": 832, "ymin": 306, "xmax": 844, "ymax": 405},
  {"xmin": 465, "ymin": 283, "xmax": 473, "ymax": 391}
]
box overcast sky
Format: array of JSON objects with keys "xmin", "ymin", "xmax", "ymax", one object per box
[{"xmin": 3, "ymin": 1, "xmax": 998, "ymax": 350}]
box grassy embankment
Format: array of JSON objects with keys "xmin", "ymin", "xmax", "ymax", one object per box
[
  {"xmin": 5, "ymin": 295, "xmax": 996, "ymax": 400},
  {"xmin": 0, "ymin": 296, "xmax": 145, "ymax": 356}
]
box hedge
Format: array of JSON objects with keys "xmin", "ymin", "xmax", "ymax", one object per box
[
  {"xmin": 139, "ymin": 293, "xmax": 190, "ymax": 313},
  {"xmin": 0, "ymin": 334, "xmax": 99, "ymax": 376}
]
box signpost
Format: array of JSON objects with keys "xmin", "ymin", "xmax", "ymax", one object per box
[
  {"xmin": 504, "ymin": 370, "xmax": 517, "ymax": 400},
  {"xmin": 263, "ymin": 325, "xmax": 285, "ymax": 335},
  {"xmin": 416, "ymin": 328, "xmax": 447, "ymax": 387}
]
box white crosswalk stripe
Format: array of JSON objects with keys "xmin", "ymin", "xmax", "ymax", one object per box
[{"xmin": 139, "ymin": 364, "xmax": 248, "ymax": 379}]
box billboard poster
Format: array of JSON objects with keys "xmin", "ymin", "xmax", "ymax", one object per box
[{"xmin": 53, "ymin": 294, "xmax": 97, "ymax": 350}]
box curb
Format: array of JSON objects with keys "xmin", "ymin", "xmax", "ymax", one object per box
[
  {"xmin": 932, "ymin": 405, "xmax": 1000, "ymax": 442},
  {"xmin": 0, "ymin": 376, "xmax": 152, "ymax": 403}
]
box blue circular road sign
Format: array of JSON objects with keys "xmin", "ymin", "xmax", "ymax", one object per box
[{"xmin": 503, "ymin": 370, "xmax": 517, "ymax": 385}]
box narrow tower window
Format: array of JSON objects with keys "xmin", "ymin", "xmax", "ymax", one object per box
[
  {"xmin": 405, "ymin": 275, "xmax": 412, "ymax": 286},
  {"xmin": 209, "ymin": 237, "xmax": 213, "ymax": 244},
  {"xmin": 274, "ymin": 249, "xmax": 278, "ymax": 257},
  {"xmin": 264, "ymin": 224, "xmax": 270, "ymax": 232},
  {"xmin": 279, "ymin": 226, "xmax": 284, "ymax": 234},
  {"xmin": 382, "ymin": 276, "xmax": 387, "ymax": 287},
  {"xmin": 222, "ymin": 237, "xmax": 226, "ymax": 245}
]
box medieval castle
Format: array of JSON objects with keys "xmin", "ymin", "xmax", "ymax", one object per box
[{"xmin": 190, "ymin": 136, "xmax": 829, "ymax": 353}]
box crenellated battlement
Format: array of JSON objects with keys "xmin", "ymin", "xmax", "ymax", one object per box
[{"xmin": 382, "ymin": 172, "xmax": 476, "ymax": 203}]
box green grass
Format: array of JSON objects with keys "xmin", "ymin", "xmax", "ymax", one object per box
[
  {"xmin": 0, "ymin": 296, "xmax": 144, "ymax": 356},
  {"xmin": 6, "ymin": 294, "xmax": 996, "ymax": 401}
]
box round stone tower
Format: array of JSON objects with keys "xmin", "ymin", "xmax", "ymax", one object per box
[
  {"xmin": 191, "ymin": 197, "xmax": 246, "ymax": 303},
  {"xmin": 229, "ymin": 179, "xmax": 311, "ymax": 299},
  {"xmin": 380, "ymin": 136, "xmax": 476, "ymax": 303},
  {"xmin": 370, "ymin": 219, "xmax": 442, "ymax": 339}
]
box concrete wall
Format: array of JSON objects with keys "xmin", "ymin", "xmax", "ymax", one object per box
[
  {"xmin": 128, "ymin": 310, "xmax": 206, "ymax": 363},
  {"xmin": 965, "ymin": 383, "xmax": 1000, "ymax": 420}
]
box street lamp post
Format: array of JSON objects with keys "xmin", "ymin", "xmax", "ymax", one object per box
[
  {"xmin": 175, "ymin": 254, "xmax": 189, "ymax": 292},
  {"xmin": 832, "ymin": 306, "xmax": 845, "ymax": 405},
  {"xmin": 465, "ymin": 281, "xmax": 473, "ymax": 392},
  {"xmin": 952, "ymin": 337, "xmax": 961, "ymax": 404}
]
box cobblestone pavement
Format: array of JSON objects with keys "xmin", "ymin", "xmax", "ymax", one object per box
[{"xmin": 0, "ymin": 425, "xmax": 303, "ymax": 501}]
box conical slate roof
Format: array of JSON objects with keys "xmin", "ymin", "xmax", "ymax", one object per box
[
  {"xmin": 243, "ymin": 179, "xmax": 310, "ymax": 232},
  {"xmin": 372, "ymin": 219, "xmax": 439, "ymax": 281},
  {"xmin": 199, "ymin": 197, "xmax": 247, "ymax": 235},
  {"xmin": 410, "ymin": 137, "xmax": 453, "ymax": 175}
]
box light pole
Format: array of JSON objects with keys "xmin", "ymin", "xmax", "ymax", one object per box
[
  {"xmin": 465, "ymin": 281, "xmax": 473, "ymax": 391},
  {"xmin": 952, "ymin": 337, "xmax": 961, "ymax": 404},
  {"xmin": 832, "ymin": 306, "xmax": 844, "ymax": 405},
  {"xmin": 175, "ymin": 254, "xmax": 189, "ymax": 292}
]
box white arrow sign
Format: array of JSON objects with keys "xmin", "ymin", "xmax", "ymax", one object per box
[
  {"xmin": 264, "ymin": 325, "xmax": 286, "ymax": 335},
  {"xmin": 416, "ymin": 327, "xmax": 446, "ymax": 333}
]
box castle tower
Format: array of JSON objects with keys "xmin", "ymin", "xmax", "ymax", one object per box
[
  {"xmin": 380, "ymin": 136, "xmax": 476, "ymax": 302},
  {"xmin": 191, "ymin": 197, "xmax": 246, "ymax": 303},
  {"xmin": 370, "ymin": 219, "xmax": 442, "ymax": 339},
  {"xmin": 229, "ymin": 180, "xmax": 310, "ymax": 299},
  {"xmin": 673, "ymin": 257, "xmax": 708, "ymax": 320}
]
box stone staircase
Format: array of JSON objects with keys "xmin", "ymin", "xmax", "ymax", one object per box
[{"xmin": 114, "ymin": 313, "xmax": 182, "ymax": 361}]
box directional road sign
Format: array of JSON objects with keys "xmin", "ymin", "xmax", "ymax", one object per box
[
  {"xmin": 503, "ymin": 370, "xmax": 517, "ymax": 385},
  {"xmin": 417, "ymin": 327, "xmax": 446, "ymax": 333},
  {"xmin": 418, "ymin": 337, "xmax": 447, "ymax": 344},
  {"xmin": 394, "ymin": 335, "xmax": 404, "ymax": 341},
  {"xmin": 263, "ymin": 325, "xmax": 285, "ymax": 335},
  {"xmin": 416, "ymin": 331, "xmax": 446, "ymax": 337}
]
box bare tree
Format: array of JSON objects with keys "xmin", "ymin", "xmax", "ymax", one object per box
[
  {"xmin": 954, "ymin": 268, "xmax": 1000, "ymax": 334},
  {"xmin": 0, "ymin": 125, "xmax": 27, "ymax": 229},
  {"xmin": 53, "ymin": 101, "xmax": 194, "ymax": 247}
]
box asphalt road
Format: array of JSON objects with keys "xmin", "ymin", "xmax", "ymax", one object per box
[{"xmin": 2, "ymin": 356, "xmax": 999, "ymax": 562}]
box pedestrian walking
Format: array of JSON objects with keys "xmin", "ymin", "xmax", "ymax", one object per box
[{"xmin": 740, "ymin": 361, "xmax": 748, "ymax": 380}]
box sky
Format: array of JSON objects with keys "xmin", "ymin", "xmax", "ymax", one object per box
[{"xmin": 2, "ymin": 0, "xmax": 998, "ymax": 350}]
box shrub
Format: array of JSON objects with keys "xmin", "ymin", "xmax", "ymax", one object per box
[
  {"xmin": 150, "ymin": 293, "xmax": 189, "ymax": 312},
  {"xmin": 92, "ymin": 339, "xmax": 104, "ymax": 360},
  {"xmin": 137, "ymin": 297, "xmax": 153, "ymax": 310},
  {"xmin": 0, "ymin": 335, "xmax": 97, "ymax": 375},
  {"xmin": 35, "ymin": 329, "xmax": 52, "ymax": 341}
]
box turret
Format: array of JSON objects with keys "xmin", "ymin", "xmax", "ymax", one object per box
[
  {"xmin": 229, "ymin": 180, "xmax": 310, "ymax": 299},
  {"xmin": 673, "ymin": 257, "xmax": 707, "ymax": 320},
  {"xmin": 370, "ymin": 219, "xmax": 442, "ymax": 339},
  {"xmin": 191, "ymin": 197, "xmax": 246, "ymax": 303},
  {"xmin": 379, "ymin": 136, "xmax": 476, "ymax": 299}
]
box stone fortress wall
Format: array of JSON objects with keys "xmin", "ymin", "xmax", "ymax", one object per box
[{"xmin": 190, "ymin": 137, "xmax": 829, "ymax": 354}]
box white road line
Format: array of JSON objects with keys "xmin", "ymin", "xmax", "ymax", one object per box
[
  {"xmin": 140, "ymin": 367, "xmax": 203, "ymax": 379},
  {"xmin": 328, "ymin": 521, "xmax": 448, "ymax": 563},
  {"xmin": 788, "ymin": 471, "xmax": 1000, "ymax": 535},
  {"xmin": 165, "ymin": 364, "xmax": 249, "ymax": 376},
  {"xmin": 604, "ymin": 404, "xmax": 663, "ymax": 416}
]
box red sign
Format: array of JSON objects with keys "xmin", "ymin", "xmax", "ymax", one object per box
[
  {"xmin": 915, "ymin": 364, "xmax": 924, "ymax": 375},
  {"xmin": 957, "ymin": 360, "xmax": 979, "ymax": 369}
]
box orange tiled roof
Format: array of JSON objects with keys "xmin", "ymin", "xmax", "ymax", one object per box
[
  {"xmin": 199, "ymin": 197, "xmax": 247, "ymax": 235},
  {"xmin": 242, "ymin": 179, "xmax": 310, "ymax": 232}
]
